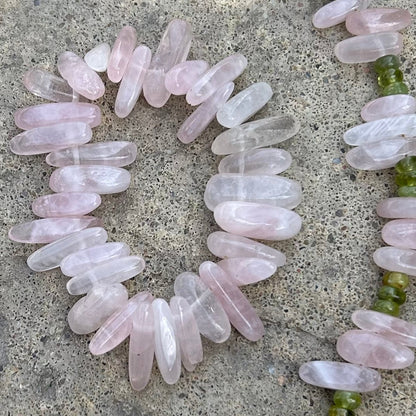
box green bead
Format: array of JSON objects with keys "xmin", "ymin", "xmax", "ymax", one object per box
[
  {"xmin": 328, "ymin": 406, "xmax": 354, "ymax": 416},
  {"xmin": 383, "ymin": 272, "xmax": 409, "ymax": 289},
  {"xmin": 378, "ymin": 285, "xmax": 406, "ymax": 305},
  {"xmin": 398, "ymin": 186, "xmax": 416, "ymax": 197},
  {"xmin": 333, "ymin": 391, "xmax": 362, "ymax": 410},
  {"xmin": 395, "ymin": 156, "xmax": 416, "ymax": 173},
  {"xmin": 378, "ymin": 68, "xmax": 404, "ymax": 88},
  {"xmin": 374, "ymin": 55, "xmax": 400, "ymax": 74},
  {"xmin": 395, "ymin": 172, "xmax": 416, "ymax": 187},
  {"xmin": 372, "ymin": 299, "xmax": 400, "ymax": 317},
  {"xmin": 381, "ymin": 82, "xmax": 409, "ymax": 96}
]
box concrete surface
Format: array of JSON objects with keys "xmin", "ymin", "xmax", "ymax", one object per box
[{"xmin": 1, "ymin": 0, "xmax": 416, "ymax": 415}]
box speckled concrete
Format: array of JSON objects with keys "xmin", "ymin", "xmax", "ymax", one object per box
[{"xmin": 1, "ymin": 0, "xmax": 416, "ymax": 415}]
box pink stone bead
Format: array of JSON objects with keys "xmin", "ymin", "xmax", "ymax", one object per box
[
  {"xmin": 361, "ymin": 95, "xmax": 416, "ymax": 122},
  {"xmin": 60, "ymin": 242, "xmax": 130, "ymax": 277},
  {"xmin": 9, "ymin": 216, "xmax": 101, "ymax": 244},
  {"xmin": 337, "ymin": 329, "xmax": 414, "ymax": 369},
  {"xmin": 335, "ymin": 32, "xmax": 403, "ymax": 64},
  {"xmin": 199, "ymin": 261, "xmax": 265, "ymax": 341},
  {"xmin": 129, "ymin": 299, "xmax": 154, "ymax": 391},
  {"xmin": 67, "ymin": 283, "xmax": 128, "ymax": 334},
  {"xmin": 115, "ymin": 45, "xmax": 151, "ymax": 118},
  {"xmin": 89, "ymin": 292, "xmax": 153, "ymax": 355},
  {"xmin": 299, "ymin": 361, "xmax": 381, "ymax": 392},
  {"xmin": 346, "ymin": 8, "xmax": 412, "ymax": 35},
  {"xmin": 57, "ymin": 51, "xmax": 105, "ymax": 100},
  {"xmin": 49, "ymin": 165, "xmax": 131, "ymax": 194},
  {"xmin": 107, "ymin": 26, "xmax": 137, "ymax": 83},
  {"xmin": 374, "ymin": 246, "xmax": 416, "ymax": 276},
  {"xmin": 165, "ymin": 60, "xmax": 209, "ymax": 95},
  {"xmin": 186, "ymin": 54, "xmax": 247, "ymax": 106},
  {"xmin": 214, "ymin": 201, "xmax": 302, "ymax": 241},
  {"xmin": 177, "ymin": 82, "xmax": 234, "ymax": 144},
  {"xmin": 14, "ymin": 102, "xmax": 101, "ymax": 130},
  {"xmin": 377, "ymin": 197, "xmax": 416, "ymax": 219},
  {"xmin": 207, "ymin": 231, "xmax": 286, "ymax": 266},
  {"xmin": 170, "ymin": 296, "xmax": 203, "ymax": 372},
  {"xmin": 84, "ymin": 43, "xmax": 111, "ymax": 73},
  {"xmin": 382, "ymin": 219, "xmax": 416, "ymax": 250},
  {"xmin": 143, "ymin": 19, "xmax": 192, "ymax": 108}
]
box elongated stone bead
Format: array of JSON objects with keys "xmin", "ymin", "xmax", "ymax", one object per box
[
  {"xmin": 199, "ymin": 261, "xmax": 265, "ymax": 341},
  {"xmin": 382, "ymin": 219, "xmax": 416, "ymax": 249},
  {"xmin": 165, "ymin": 60, "xmax": 209, "ymax": 95},
  {"xmin": 10, "ymin": 122, "xmax": 92, "ymax": 155},
  {"xmin": 373, "ymin": 246, "xmax": 416, "ymax": 276},
  {"xmin": 361, "ymin": 95, "xmax": 416, "ymax": 122},
  {"xmin": 107, "ymin": 26, "xmax": 137, "ymax": 83},
  {"xmin": 27, "ymin": 227, "xmax": 107, "ymax": 272},
  {"xmin": 299, "ymin": 361, "xmax": 381, "ymax": 392},
  {"xmin": 66, "ymin": 255, "xmax": 145, "ymax": 295},
  {"xmin": 68, "ymin": 283, "xmax": 128, "ymax": 334},
  {"xmin": 186, "ymin": 54, "xmax": 247, "ymax": 106},
  {"xmin": 15, "ymin": 102, "xmax": 101, "ymax": 130},
  {"xmin": 377, "ymin": 197, "xmax": 416, "ymax": 219},
  {"xmin": 46, "ymin": 141, "xmax": 137, "ymax": 167},
  {"xmin": 334, "ymin": 32, "xmax": 403, "ymax": 64},
  {"xmin": 217, "ymin": 82, "xmax": 273, "ymax": 128},
  {"xmin": 143, "ymin": 19, "xmax": 192, "ymax": 108},
  {"xmin": 211, "ymin": 115, "xmax": 300, "ymax": 155},
  {"xmin": 60, "ymin": 242, "xmax": 130, "ymax": 276},
  {"xmin": 152, "ymin": 298, "xmax": 181, "ymax": 384},
  {"xmin": 177, "ymin": 82, "xmax": 234, "ymax": 144},
  {"xmin": 214, "ymin": 201, "xmax": 302, "ymax": 241},
  {"xmin": 207, "ymin": 231, "xmax": 286, "ymax": 266},
  {"xmin": 9, "ymin": 216, "xmax": 100, "ymax": 244},
  {"xmin": 89, "ymin": 292, "xmax": 153, "ymax": 355},
  {"xmin": 115, "ymin": 45, "xmax": 152, "ymax": 118},
  {"xmin": 84, "ymin": 43, "xmax": 111, "ymax": 72},
  {"xmin": 173, "ymin": 272, "xmax": 231, "ymax": 343},
  {"xmin": 49, "ymin": 165, "xmax": 131, "ymax": 194}
]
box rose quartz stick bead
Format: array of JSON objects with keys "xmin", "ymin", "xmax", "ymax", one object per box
[
  {"xmin": 337, "ymin": 329, "xmax": 414, "ymax": 369},
  {"xmin": 10, "ymin": 122, "xmax": 92, "ymax": 155},
  {"xmin": 299, "ymin": 361, "xmax": 381, "ymax": 392},
  {"xmin": 346, "ymin": 8, "xmax": 412, "ymax": 35},
  {"xmin": 170, "ymin": 296, "xmax": 203, "ymax": 371},
  {"xmin": 143, "ymin": 19, "xmax": 192, "ymax": 108},
  {"xmin": 84, "ymin": 43, "xmax": 111, "ymax": 72},
  {"xmin": 46, "ymin": 141, "xmax": 137, "ymax": 167},
  {"xmin": 165, "ymin": 60, "xmax": 209, "ymax": 95},
  {"xmin": 129, "ymin": 299, "xmax": 154, "ymax": 391},
  {"xmin": 68, "ymin": 283, "xmax": 128, "ymax": 334},
  {"xmin": 377, "ymin": 197, "xmax": 416, "ymax": 219},
  {"xmin": 14, "ymin": 102, "xmax": 101, "ymax": 130},
  {"xmin": 177, "ymin": 82, "xmax": 234, "ymax": 144},
  {"xmin": 58, "ymin": 51, "xmax": 105, "ymax": 100},
  {"xmin": 361, "ymin": 95, "xmax": 416, "ymax": 122},
  {"xmin": 66, "ymin": 255, "xmax": 145, "ymax": 295},
  {"xmin": 49, "ymin": 165, "xmax": 131, "ymax": 194},
  {"xmin": 374, "ymin": 246, "xmax": 416, "ymax": 276},
  {"xmin": 89, "ymin": 292, "xmax": 153, "ymax": 355},
  {"xmin": 27, "ymin": 227, "xmax": 107, "ymax": 271},
  {"xmin": 214, "ymin": 201, "xmax": 302, "ymax": 241},
  {"xmin": 352, "ymin": 310, "xmax": 416, "ymax": 347},
  {"xmin": 115, "ymin": 45, "xmax": 151, "ymax": 118},
  {"xmin": 207, "ymin": 231, "xmax": 286, "ymax": 266},
  {"xmin": 152, "ymin": 298, "xmax": 181, "ymax": 384},
  {"xmin": 382, "ymin": 219, "xmax": 416, "ymax": 249},
  {"xmin": 9, "ymin": 216, "xmax": 100, "ymax": 244},
  {"xmin": 335, "ymin": 32, "xmax": 403, "ymax": 64},
  {"xmin": 218, "ymin": 257, "xmax": 277, "ymax": 286},
  {"xmin": 199, "ymin": 261, "xmax": 265, "ymax": 341},
  {"xmin": 186, "ymin": 54, "xmax": 247, "ymax": 106},
  {"xmin": 107, "ymin": 26, "xmax": 137, "ymax": 83},
  {"xmin": 61, "ymin": 242, "xmax": 130, "ymax": 276}
]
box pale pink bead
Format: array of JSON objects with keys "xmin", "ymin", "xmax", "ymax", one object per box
[
  {"xmin": 377, "ymin": 197, "xmax": 416, "ymax": 219},
  {"xmin": 374, "ymin": 246, "xmax": 416, "ymax": 276},
  {"xmin": 165, "ymin": 60, "xmax": 209, "ymax": 95},
  {"xmin": 107, "ymin": 26, "xmax": 137, "ymax": 83},
  {"xmin": 361, "ymin": 95, "xmax": 416, "ymax": 122},
  {"xmin": 9, "ymin": 216, "xmax": 101, "ymax": 244},
  {"xmin": 84, "ymin": 43, "xmax": 111, "ymax": 72},
  {"xmin": 382, "ymin": 219, "xmax": 416, "ymax": 249}
]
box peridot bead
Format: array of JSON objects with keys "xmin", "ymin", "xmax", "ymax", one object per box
[
  {"xmin": 333, "ymin": 391, "xmax": 362, "ymax": 410},
  {"xmin": 372, "ymin": 299, "xmax": 400, "ymax": 317},
  {"xmin": 381, "ymin": 82, "xmax": 409, "ymax": 96},
  {"xmin": 374, "ymin": 55, "xmax": 400, "ymax": 74},
  {"xmin": 328, "ymin": 406, "xmax": 354, "ymax": 416},
  {"xmin": 383, "ymin": 272, "xmax": 409, "ymax": 289},
  {"xmin": 398, "ymin": 186, "xmax": 416, "ymax": 197},
  {"xmin": 378, "ymin": 285, "xmax": 406, "ymax": 305},
  {"xmin": 395, "ymin": 156, "xmax": 416, "ymax": 173},
  {"xmin": 378, "ymin": 68, "xmax": 403, "ymax": 88},
  {"xmin": 395, "ymin": 172, "xmax": 416, "ymax": 187}
]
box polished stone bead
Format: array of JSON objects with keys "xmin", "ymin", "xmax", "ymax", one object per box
[
  {"xmin": 27, "ymin": 227, "xmax": 107, "ymax": 272},
  {"xmin": 84, "ymin": 43, "xmax": 111, "ymax": 72},
  {"xmin": 333, "ymin": 391, "xmax": 362, "ymax": 410},
  {"xmin": 199, "ymin": 261, "xmax": 265, "ymax": 341},
  {"xmin": 374, "ymin": 54, "xmax": 401, "ymax": 73},
  {"xmin": 328, "ymin": 406, "xmax": 354, "ymax": 416},
  {"xmin": 334, "ymin": 32, "xmax": 403, "ymax": 64},
  {"xmin": 165, "ymin": 60, "xmax": 209, "ymax": 96},
  {"xmin": 382, "ymin": 271, "xmax": 409, "ymax": 289},
  {"xmin": 361, "ymin": 95, "xmax": 416, "ymax": 122},
  {"xmin": 143, "ymin": 19, "xmax": 192, "ymax": 108},
  {"xmin": 382, "ymin": 218, "xmax": 416, "ymax": 249},
  {"xmin": 211, "ymin": 115, "xmax": 300, "ymax": 155},
  {"xmin": 68, "ymin": 283, "xmax": 128, "ymax": 334},
  {"xmin": 398, "ymin": 186, "xmax": 416, "ymax": 197},
  {"xmin": 46, "ymin": 141, "xmax": 137, "ymax": 167},
  {"xmin": 207, "ymin": 231, "xmax": 286, "ymax": 266},
  {"xmin": 15, "ymin": 102, "xmax": 101, "ymax": 130},
  {"xmin": 395, "ymin": 155, "xmax": 416, "ymax": 173},
  {"xmin": 372, "ymin": 299, "xmax": 400, "ymax": 317},
  {"xmin": 381, "ymin": 81, "xmax": 409, "ymax": 96},
  {"xmin": 378, "ymin": 68, "xmax": 403, "ymax": 88},
  {"xmin": 378, "ymin": 285, "xmax": 406, "ymax": 305},
  {"xmin": 377, "ymin": 197, "xmax": 416, "ymax": 219},
  {"xmin": 49, "ymin": 165, "xmax": 131, "ymax": 194},
  {"xmin": 214, "ymin": 201, "xmax": 302, "ymax": 241},
  {"xmin": 173, "ymin": 272, "xmax": 231, "ymax": 343},
  {"xmin": 299, "ymin": 361, "xmax": 381, "ymax": 392},
  {"xmin": 396, "ymin": 172, "xmax": 416, "ymax": 187},
  {"xmin": 373, "ymin": 246, "xmax": 416, "ymax": 276},
  {"xmin": 216, "ymin": 82, "xmax": 273, "ymax": 128}
]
